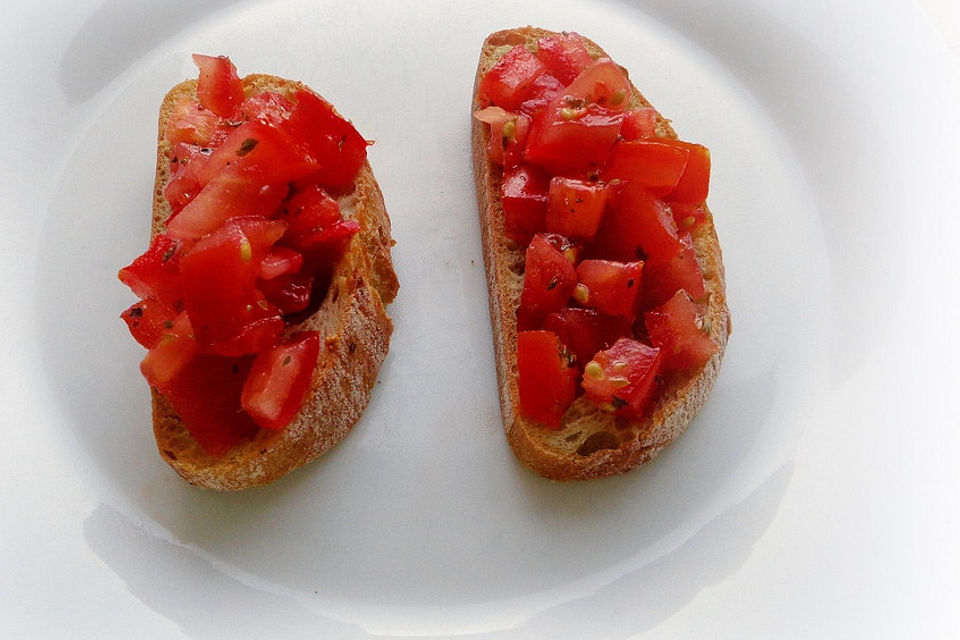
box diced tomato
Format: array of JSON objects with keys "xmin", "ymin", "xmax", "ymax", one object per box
[
  {"xmin": 644, "ymin": 290, "xmax": 718, "ymax": 371},
  {"xmin": 118, "ymin": 233, "xmax": 183, "ymax": 309},
  {"xmin": 581, "ymin": 337, "xmax": 662, "ymax": 417},
  {"xmin": 535, "ymin": 32, "xmax": 594, "ymax": 85},
  {"xmin": 282, "ymin": 90, "xmax": 368, "ymax": 190},
  {"xmin": 473, "ymin": 106, "xmax": 531, "ymax": 168},
  {"xmin": 575, "ymin": 259, "xmax": 643, "ymax": 320},
  {"xmin": 164, "ymin": 98, "xmax": 226, "ymax": 147},
  {"xmin": 642, "ymin": 232, "xmax": 706, "ymax": 309},
  {"xmin": 196, "ymin": 119, "xmax": 317, "ymax": 187},
  {"xmin": 592, "ymin": 182, "xmax": 682, "ymax": 262},
  {"xmin": 564, "ymin": 59, "xmax": 632, "ymax": 111},
  {"xmin": 518, "ymin": 233, "xmax": 579, "ymax": 327},
  {"xmin": 259, "ymin": 246, "xmax": 304, "ymax": 280},
  {"xmin": 192, "ymin": 54, "xmax": 243, "ymax": 119},
  {"xmin": 518, "ymin": 74, "xmax": 565, "ymax": 118},
  {"xmin": 139, "ymin": 312, "xmax": 199, "ymax": 389},
  {"xmin": 258, "ymin": 273, "xmax": 314, "ymax": 314},
  {"xmin": 603, "ymin": 140, "xmax": 690, "ymax": 196},
  {"xmin": 165, "ymin": 169, "xmax": 289, "ymax": 241},
  {"xmin": 523, "ymin": 100, "xmax": 624, "ymax": 175},
  {"xmin": 543, "ymin": 307, "xmax": 631, "ymax": 369},
  {"xmin": 278, "ymin": 184, "xmax": 359, "ymax": 259},
  {"xmin": 665, "ymin": 142, "xmax": 711, "ymax": 204},
  {"xmin": 620, "ymin": 108, "xmax": 658, "ymax": 140},
  {"xmin": 501, "ymin": 164, "xmax": 551, "ymax": 244},
  {"xmin": 241, "ymin": 332, "xmax": 321, "ymax": 429},
  {"xmin": 671, "ymin": 202, "xmax": 708, "ymax": 232},
  {"xmin": 121, "ymin": 298, "xmax": 176, "ymax": 349},
  {"xmin": 240, "ymin": 91, "xmax": 295, "ymax": 126},
  {"xmin": 545, "ymin": 177, "xmax": 609, "ymax": 240},
  {"xmin": 178, "ymin": 218, "xmax": 285, "ymax": 354},
  {"xmin": 164, "ymin": 143, "xmax": 211, "ymax": 215},
  {"xmin": 477, "ymin": 45, "xmax": 548, "ymax": 111},
  {"xmin": 517, "ymin": 330, "xmax": 578, "ymax": 428},
  {"xmin": 161, "ymin": 354, "xmax": 259, "ymax": 456}
]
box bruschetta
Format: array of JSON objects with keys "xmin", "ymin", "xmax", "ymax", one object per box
[
  {"xmin": 472, "ymin": 27, "xmax": 730, "ymax": 480},
  {"xmin": 119, "ymin": 55, "xmax": 398, "ymax": 490}
]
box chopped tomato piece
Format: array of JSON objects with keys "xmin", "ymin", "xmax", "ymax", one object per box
[
  {"xmin": 592, "ymin": 182, "xmax": 682, "ymax": 262},
  {"xmin": 121, "ymin": 298, "xmax": 176, "ymax": 349},
  {"xmin": 642, "ymin": 232, "xmax": 706, "ymax": 309},
  {"xmin": 162, "ymin": 354, "xmax": 259, "ymax": 456},
  {"xmin": 259, "ymin": 246, "xmax": 304, "ymax": 280},
  {"xmin": 196, "ymin": 119, "xmax": 318, "ymax": 187},
  {"xmin": 644, "ymin": 290, "xmax": 718, "ymax": 371},
  {"xmin": 240, "ymin": 91, "xmax": 295, "ymax": 125},
  {"xmin": 118, "ymin": 233, "xmax": 183, "ymax": 309},
  {"xmin": 278, "ymin": 184, "xmax": 359, "ymax": 260},
  {"xmin": 192, "ymin": 54, "xmax": 243, "ymax": 119},
  {"xmin": 535, "ymin": 32, "xmax": 594, "ymax": 85},
  {"xmin": 517, "ymin": 330, "xmax": 578, "ymax": 428},
  {"xmin": 543, "ymin": 308, "xmax": 631, "ymax": 369},
  {"xmin": 518, "ymin": 74, "xmax": 565, "ymax": 118},
  {"xmin": 671, "ymin": 202, "xmax": 708, "ymax": 232},
  {"xmin": 164, "ymin": 98, "xmax": 225, "ymax": 147},
  {"xmin": 519, "ymin": 233, "xmax": 578, "ymax": 327},
  {"xmin": 620, "ymin": 108, "xmax": 658, "ymax": 140},
  {"xmin": 575, "ymin": 259, "xmax": 644, "ymax": 320},
  {"xmin": 545, "ymin": 177, "xmax": 609, "ymax": 240},
  {"xmin": 581, "ymin": 338, "xmax": 662, "ymax": 417},
  {"xmin": 524, "ymin": 100, "xmax": 624, "ymax": 175},
  {"xmin": 665, "ymin": 142, "xmax": 711, "ymax": 204},
  {"xmin": 603, "ymin": 140, "xmax": 690, "ymax": 195},
  {"xmin": 139, "ymin": 312, "xmax": 199, "ymax": 389},
  {"xmin": 473, "ymin": 106, "xmax": 531, "ymax": 168},
  {"xmin": 164, "ymin": 143, "xmax": 211, "ymax": 215},
  {"xmin": 258, "ymin": 273, "xmax": 314, "ymax": 315},
  {"xmin": 501, "ymin": 164, "xmax": 551, "ymax": 244},
  {"xmin": 477, "ymin": 45, "xmax": 548, "ymax": 111},
  {"xmin": 241, "ymin": 332, "xmax": 321, "ymax": 429},
  {"xmin": 564, "ymin": 59, "xmax": 632, "ymax": 111}
]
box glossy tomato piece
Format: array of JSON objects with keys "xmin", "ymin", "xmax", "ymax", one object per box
[
  {"xmin": 162, "ymin": 354, "xmax": 259, "ymax": 456},
  {"xmin": 178, "ymin": 218, "xmax": 285, "ymax": 355},
  {"xmin": 278, "ymin": 184, "xmax": 360, "ymax": 259},
  {"xmin": 581, "ymin": 337, "xmax": 662, "ymax": 417},
  {"xmin": 282, "ymin": 90, "xmax": 368, "ymax": 190},
  {"xmin": 165, "ymin": 169, "xmax": 289, "ymax": 241},
  {"xmin": 523, "ymin": 101, "xmax": 624, "ymax": 175},
  {"xmin": 240, "ymin": 91, "xmax": 295, "ymax": 126},
  {"xmin": 164, "ymin": 143, "xmax": 211, "ymax": 214},
  {"xmin": 564, "ymin": 59, "xmax": 632, "ymax": 110},
  {"xmin": 519, "ymin": 233, "xmax": 579, "ymax": 327},
  {"xmin": 139, "ymin": 312, "xmax": 199, "ymax": 389},
  {"xmin": 259, "ymin": 246, "xmax": 304, "ymax": 280},
  {"xmin": 644, "ymin": 290, "xmax": 718, "ymax": 371},
  {"xmin": 517, "ymin": 74, "xmax": 565, "ymax": 118},
  {"xmin": 545, "ymin": 177, "xmax": 609, "ymax": 240},
  {"xmin": 258, "ymin": 273, "xmax": 314, "ymax": 315},
  {"xmin": 192, "ymin": 54, "xmax": 243, "ymax": 119},
  {"xmin": 642, "ymin": 232, "xmax": 706, "ymax": 309},
  {"xmin": 196, "ymin": 119, "xmax": 318, "ymax": 187},
  {"xmin": 164, "ymin": 98, "xmax": 226, "ymax": 147},
  {"xmin": 665, "ymin": 142, "xmax": 711, "ymax": 204},
  {"xmin": 517, "ymin": 330, "xmax": 578, "ymax": 428},
  {"xmin": 121, "ymin": 297, "xmax": 176, "ymax": 349},
  {"xmin": 543, "ymin": 307, "xmax": 631, "ymax": 369},
  {"xmin": 592, "ymin": 182, "xmax": 681, "ymax": 262},
  {"xmin": 671, "ymin": 202, "xmax": 708, "ymax": 232},
  {"xmin": 117, "ymin": 233, "xmax": 183, "ymax": 309},
  {"xmin": 575, "ymin": 259, "xmax": 643, "ymax": 320},
  {"xmin": 535, "ymin": 32, "xmax": 594, "ymax": 85},
  {"xmin": 620, "ymin": 108, "xmax": 658, "ymax": 140},
  {"xmin": 477, "ymin": 45, "xmax": 548, "ymax": 111},
  {"xmin": 241, "ymin": 332, "xmax": 321, "ymax": 429},
  {"xmin": 501, "ymin": 164, "xmax": 551, "ymax": 244},
  {"xmin": 473, "ymin": 106, "xmax": 531, "ymax": 168},
  {"xmin": 603, "ymin": 140, "xmax": 690, "ymax": 196}
]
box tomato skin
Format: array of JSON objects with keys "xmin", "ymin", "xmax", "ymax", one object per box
[
  {"xmin": 543, "ymin": 307, "xmax": 631, "ymax": 370},
  {"xmin": 535, "ymin": 33, "xmax": 594, "ymax": 85},
  {"xmin": 591, "ymin": 183, "xmax": 681, "ymax": 262},
  {"xmin": 581, "ymin": 338, "xmax": 662, "ymax": 418},
  {"xmin": 620, "ymin": 108, "xmax": 658, "ymax": 140},
  {"xmin": 519, "ymin": 233, "xmax": 579, "ymax": 326},
  {"xmin": 641, "ymin": 232, "xmax": 706, "ymax": 309},
  {"xmin": 162, "ymin": 354, "xmax": 259, "ymax": 456},
  {"xmin": 518, "ymin": 74, "xmax": 565, "ymax": 118},
  {"xmin": 603, "ymin": 140, "xmax": 690, "ymax": 195},
  {"xmin": 665, "ymin": 142, "xmax": 711, "ymax": 204},
  {"xmin": 139, "ymin": 312, "xmax": 199, "ymax": 389},
  {"xmin": 121, "ymin": 298, "xmax": 176, "ymax": 349},
  {"xmin": 517, "ymin": 330, "xmax": 578, "ymax": 428},
  {"xmin": 644, "ymin": 290, "xmax": 718, "ymax": 371},
  {"xmin": 524, "ymin": 101, "xmax": 624, "ymax": 175},
  {"xmin": 575, "ymin": 259, "xmax": 644, "ymax": 321},
  {"xmin": 241, "ymin": 332, "xmax": 321, "ymax": 429},
  {"xmin": 563, "ymin": 59, "xmax": 633, "ymax": 110},
  {"xmin": 477, "ymin": 45, "xmax": 548, "ymax": 111},
  {"xmin": 545, "ymin": 177, "xmax": 609, "ymax": 240},
  {"xmin": 500, "ymin": 164, "xmax": 551, "ymax": 244},
  {"xmin": 192, "ymin": 54, "xmax": 243, "ymax": 119},
  {"xmin": 118, "ymin": 233, "xmax": 183, "ymax": 309}
]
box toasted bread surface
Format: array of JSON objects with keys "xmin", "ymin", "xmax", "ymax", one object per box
[
  {"xmin": 150, "ymin": 74, "xmax": 398, "ymax": 490},
  {"xmin": 472, "ymin": 27, "xmax": 731, "ymax": 480}
]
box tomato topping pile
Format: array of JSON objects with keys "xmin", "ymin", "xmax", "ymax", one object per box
[
  {"xmin": 475, "ymin": 34, "xmax": 719, "ymax": 428},
  {"xmin": 119, "ymin": 55, "xmax": 368, "ymax": 455}
]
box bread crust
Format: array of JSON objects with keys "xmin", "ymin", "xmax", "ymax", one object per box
[
  {"xmin": 472, "ymin": 27, "xmax": 730, "ymax": 480},
  {"xmin": 149, "ymin": 74, "xmax": 398, "ymax": 490}
]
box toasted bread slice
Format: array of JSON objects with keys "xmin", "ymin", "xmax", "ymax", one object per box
[
  {"xmin": 150, "ymin": 74, "xmax": 398, "ymax": 490},
  {"xmin": 472, "ymin": 27, "xmax": 730, "ymax": 480}
]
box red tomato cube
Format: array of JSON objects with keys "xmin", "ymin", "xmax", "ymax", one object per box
[
  {"xmin": 517, "ymin": 330, "xmax": 578, "ymax": 428},
  {"xmin": 473, "ymin": 106, "xmax": 531, "ymax": 168},
  {"xmin": 164, "ymin": 98, "xmax": 225, "ymax": 147},
  {"xmin": 575, "ymin": 259, "xmax": 644, "ymax": 320},
  {"xmin": 139, "ymin": 312, "xmax": 199, "ymax": 389},
  {"xmin": 117, "ymin": 233, "xmax": 183, "ymax": 309},
  {"xmin": 121, "ymin": 297, "xmax": 176, "ymax": 349},
  {"xmin": 644, "ymin": 290, "xmax": 718, "ymax": 371},
  {"xmin": 519, "ymin": 233, "xmax": 579, "ymax": 326},
  {"xmin": 518, "ymin": 74, "xmax": 565, "ymax": 118},
  {"xmin": 192, "ymin": 54, "xmax": 243, "ymax": 119},
  {"xmin": 523, "ymin": 101, "xmax": 624, "ymax": 175},
  {"xmin": 665, "ymin": 142, "xmax": 711, "ymax": 204},
  {"xmin": 196, "ymin": 119, "xmax": 318, "ymax": 187},
  {"xmin": 241, "ymin": 332, "xmax": 321, "ymax": 430},
  {"xmin": 564, "ymin": 59, "xmax": 633, "ymax": 111},
  {"xmin": 592, "ymin": 183, "xmax": 682, "ymax": 262},
  {"xmin": 535, "ymin": 32, "xmax": 594, "ymax": 84},
  {"xmin": 543, "ymin": 307, "xmax": 632, "ymax": 370},
  {"xmin": 581, "ymin": 337, "xmax": 662, "ymax": 417},
  {"xmin": 603, "ymin": 139, "xmax": 690, "ymax": 196},
  {"xmin": 641, "ymin": 232, "xmax": 706, "ymax": 309},
  {"xmin": 477, "ymin": 45, "xmax": 548, "ymax": 111},
  {"xmin": 545, "ymin": 177, "xmax": 609, "ymax": 240},
  {"xmin": 620, "ymin": 108, "xmax": 658, "ymax": 140},
  {"xmin": 501, "ymin": 164, "xmax": 551, "ymax": 244}
]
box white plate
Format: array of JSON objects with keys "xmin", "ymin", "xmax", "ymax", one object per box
[{"xmin": 2, "ymin": 0, "xmax": 958, "ymax": 637}]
